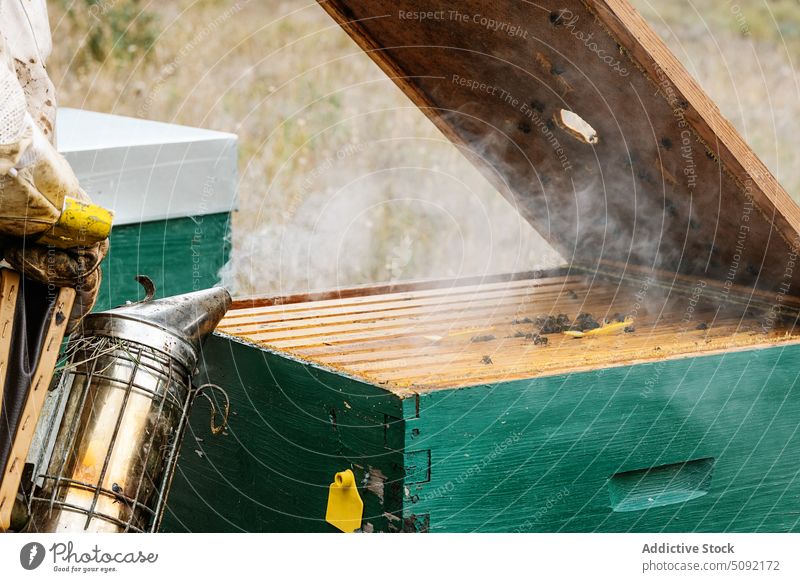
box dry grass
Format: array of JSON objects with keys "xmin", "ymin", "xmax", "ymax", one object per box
[
  {"xmin": 47, "ymin": 0, "xmax": 799, "ymax": 296},
  {"xmin": 634, "ymin": 0, "xmax": 800, "ymax": 204}
]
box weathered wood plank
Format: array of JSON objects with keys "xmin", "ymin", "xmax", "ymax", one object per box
[
  {"xmin": 317, "ymin": 0, "xmax": 800, "ymax": 298},
  {"xmin": 230, "ymin": 268, "xmax": 572, "ymax": 310},
  {"xmin": 0, "ymin": 285, "xmax": 74, "ymax": 532},
  {"xmin": 225, "ymin": 275, "xmax": 585, "ymax": 320},
  {"xmin": 0, "ymin": 270, "xmax": 19, "ymax": 425}
]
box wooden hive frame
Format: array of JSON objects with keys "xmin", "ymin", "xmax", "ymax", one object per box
[
  {"xmin": 0, "ymin": 269, "xmax": 75, "ymax": 531},
  {"xmin": 219, "ymin": 269, "xmax": 800, "ymax": 393}
]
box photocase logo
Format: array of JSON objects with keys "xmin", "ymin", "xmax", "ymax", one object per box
[{"xmin": 19, "ymin": 542, "xmax": 46, "ymax": 570}]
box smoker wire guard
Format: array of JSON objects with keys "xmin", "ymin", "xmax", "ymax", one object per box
[{"xmin": 24, "ymin": 281, "xmax": 230, "ymax": 533}]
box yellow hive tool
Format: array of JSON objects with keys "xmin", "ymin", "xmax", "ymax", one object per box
[{"xmin": 564, "ymin": 317, "xmax": 634, "ymax": 339}]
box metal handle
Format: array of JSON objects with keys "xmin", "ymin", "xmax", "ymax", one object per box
[{"xmin": 194, "ymin": 383, "xmax": 230, "ymax": 435}]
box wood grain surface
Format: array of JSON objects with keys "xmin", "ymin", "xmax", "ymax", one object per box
[
  {"xmin": 0, "ymin": 285, "xmax": 74, "ymax": 532},
  {"xmin": 318, "ymin": 0, "xmax": 800, "ymax": 297},
  {"xmin": 219, "ymin": 273, "xmax": 800, "ymax": 392}
]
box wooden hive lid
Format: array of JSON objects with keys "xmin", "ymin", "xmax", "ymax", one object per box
[{"xmin": 318, "ymin": 0, "xmax": 800, "ymax": 298}]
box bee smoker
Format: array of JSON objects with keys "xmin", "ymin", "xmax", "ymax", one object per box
[{"xmin": 25, "ymin": 282, "xmax": 231, "ymax": 533}]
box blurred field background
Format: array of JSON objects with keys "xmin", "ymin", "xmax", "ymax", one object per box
[{"xmin": 47, "ymin": 0, "xmax": 800, "ymax": 296}]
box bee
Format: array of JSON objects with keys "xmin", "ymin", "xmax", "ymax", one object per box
[{"xmin": 111, "ymin": 482, "xmax": 131, "ymax": 506}]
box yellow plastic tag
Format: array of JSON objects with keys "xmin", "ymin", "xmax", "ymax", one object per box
[{"xmin": 325, "ymin": 469, "xmax": 363, "ymax": 533}]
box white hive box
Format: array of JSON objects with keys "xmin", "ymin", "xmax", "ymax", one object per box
[{"xmin": 57, "ymin": 109, "xmax": 238, "ymax": 308}]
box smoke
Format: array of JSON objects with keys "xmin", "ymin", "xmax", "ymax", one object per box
[
  {"xmin": 225, "ymin": 99, "xmax": 561, "ymax": 297},
  {"xmin": 219, "ymin": 0, "xmax": 792, "ymax": 306}
]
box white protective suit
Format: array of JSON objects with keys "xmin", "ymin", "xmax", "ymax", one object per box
[
  {"xmin": 0, "ymin": 0, "xmax": 56, "ymax": 168},
  {"xmin": 0, "ymin": 0, "xmax": 107, "ymax": 330},
  {"xmin": 0, "ymin": 0, "xmax": 56, "ymax": 143},
  {"xmin": 0, "ymin": 0, "xmax": 84, "ymax": 235},
  {"xmin": 0, "ymin": 0, "xmax": 55, "ymax": 142}
]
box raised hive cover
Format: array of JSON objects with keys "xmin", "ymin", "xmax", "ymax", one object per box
[{"xmin": 318, "ymin": 0, "xmax": 800, "ymax": 300}]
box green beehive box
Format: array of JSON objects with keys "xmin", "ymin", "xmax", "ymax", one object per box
[
  {"xmin": 164, "ymin": 0, "xmax": 800, "ymax": 532},
  {"xmin": 164, "ymin": 270, "xmax": 800, "ymax": 533},
  {"xmin": 58, "ymin": 108, "xmax": 237, "ymax": 308}
]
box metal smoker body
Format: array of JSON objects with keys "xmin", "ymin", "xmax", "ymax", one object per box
[{"xmin": 27, "ymin": 285, "xmax": 231, "ymax": 533}]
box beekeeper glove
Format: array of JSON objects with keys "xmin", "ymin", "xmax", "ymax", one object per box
[
  {"xmin": 0, "ymin": 64, "xmax": 88, "ymax": 237},
  {"xmin": 0, "ymin": 64, "xmax": 108, "ymax": 331},
  {"xmin": 4, "ymin": 241, "xmax": 107, "ymax": 333}
]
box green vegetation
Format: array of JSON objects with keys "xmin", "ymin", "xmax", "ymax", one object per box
[{"xmin": 56, "ymin": 0, "xmax": 159, "ymax": 67}]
